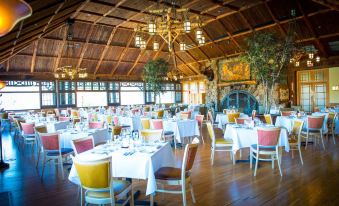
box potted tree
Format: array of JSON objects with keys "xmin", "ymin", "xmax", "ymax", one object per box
[
  {"xmin": 143, "ymin": 58, "xmax": 170, "ymax": 104},
  {"xmin": 242, "ymin": 32, "xmax": 293, "ymax": 114}
]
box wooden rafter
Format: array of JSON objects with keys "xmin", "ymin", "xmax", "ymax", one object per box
[
  {"xmin": 152, "ymin": 41, "xmax": 166, "ymax": 60},
  {"xmin": 186, "ymin": 34, "xmax": 210, "ymax": 60},
  {"xmin": 202, "ymin": 27, "xmax": 226, "ymax": 57},
  {"xmin": 217, "ymin": 19, "xmax": 241, "ymax": 51},
  {"xmin": 110, "ymin": 32, "xmax": 136, "ymax": 76},
  {"xmin": 201, "ymin": 0, "xmax": 237, "ymax": 14},
  {"xmin": 54, "ymin": 26, "xmax": 68, "ymax": 72},
  {"xmin": 94, "ymin": 27, "xmax": 118, "ymax": 74},
  {"xmin": 127, "ymin": 37, "xmax": 152, "ymax": 75},
  {"xmin": 312, "ymin": 0, "xmax": 339, "ymax": 11},
  {"xmin": 30, "ymin": 41, "xmax": 38, "ymax": 73},
  {"xmin": 76, "ymin": 25, "xmax": 95, "ymax": 68},
  {"xmin": 296, "ymin": 0, "xmax": 328, "ymax": 57},
  {"xmin": 263, "ymin": 1, "xmax": 286, "ymax": 36}
]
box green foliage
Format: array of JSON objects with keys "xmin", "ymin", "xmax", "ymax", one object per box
[{"xmin": 143, "ymin": 58, "xmax": 170, "ymax": 96}]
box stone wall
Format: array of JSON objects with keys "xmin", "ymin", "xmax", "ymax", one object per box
[{"xmin": 205, "ymin": 59, "xmax": 280, "ymax": 112}]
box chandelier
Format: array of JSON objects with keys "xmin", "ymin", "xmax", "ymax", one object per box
[
  {"xmin": 288, "ymin": 9, "xmax": 320, "ymax": 67},
  {"xmin": 54, "ymin": 20, "xmax": 88, "ymax": 80},
  {"xmin": 164, "ymin": 69, "xmax": 184, "ymax": 81},
  {"xmin": 134, "ymin": 0, "xmax": 205, "ymax": 52}
]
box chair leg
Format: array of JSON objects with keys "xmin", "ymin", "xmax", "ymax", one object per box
[
  {"xmin": 305, "ymin": 132, "xmax": 309, "ymax": 150},
  {"xmin": 59, "ymin": 157, "xmax": 64, "ymax": 180},
  {"xmin": 298, "ymin": 147, "xmax": 304, "ymax": 165},
  {"xmin": 41, "ymin": 155, "xmax": 46, "ymax": 180},
  {"xmin": 254, "ymin": 152, "xmax": 259, "ymax": 176},
  {"xmin": 271, "ymin": 155, "xmax": 274, "ymax": 169},
  {"xmin": 231, "ymin": 151, "xmax": 235, "ymax": 165},
  {"xmin": 36, "ymin": 148, "xmax": 41, "ymax": 168},
  {"xmin": 333, "ymin": 130, "xmax": 336, "ymax": 144},
  {"xmin": 182, "ymin": 184, "xmax": 187, "ymax": 206},
  {"xmin": 211, "ymin": 149, "xmax": 215, "ymax": 166},
  {"xmin": 200, "ymin": 127, "xmax": 205, "ymax": 144},
  {"xmin": 276, "ymin": 151, "xmax": 282, "ymax": 176},
  {"xmin": 239, "ymin": 149, "xmax": 242, "ymax": 159},
  {"xmin": 189, "ymin": 181, "xmax": 196, "ymax": 204},
  {"xmin": 250, "ymin": 148, "xmax": 253, "ymax": 169},
  {"xmin": 320, "ymin": 131, "xmax": 325, "ymax": 150}
]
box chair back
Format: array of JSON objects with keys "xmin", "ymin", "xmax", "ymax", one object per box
[
  {"xmin": 131, "ymin": 108, "xmax": 139, "ymax": 115},
  {"xmin": 307, "ymin": 115, "xmax": 324, "ymax": 130},
  {"xmin": 73, "ymin": 158, "xmax": 111, "ymax": 189},
  {"xmin": 151, "ymin": 119, "xmax": 164, "ymax": 129},
  {"xmin": 106, "ymin": 115, "xmax": 113, "ymax": 125},
  {"xmin": 88, "ymin": 113, "xmax": 98, "ymax": 122},
  {"xmin": 88, "ymin": 122, "xmax": 103, "ymax": 129},
  {"xmin": 112, "ymin": 125, "xmax": 122, "ymax": 136},
  {"xmin": 72, "ymin": 136, "xmax": 94, "ymax": 155},
  {"xmin": 35, "ymin": 125, "xmax": 47, "ymax": 134},
  {"xmin": 207, "ymin": 110, "xmax": 214, "ymax": 124},
  {"xmin": 227, "ymin": 113, "xmax": 240, "ymax": 123},
  {"xmin": 314, "ymin": 107, "xmax": 320, "ymax": 112},
  {"xmin": 59, "ymin": 116, "xmax": 70, "ymax": 122},
  {"xmin": 144, "ymin": 107, "xmax": 150, "ymax": 112},
  {"xmin": 15, "ymin": 119, "xmax": 25, "ymax": 131},
  {"xmin": 328, "ymin": 112, "xmax": 336, "ymax": 125},
  {"xmin": 291, "ymin": 119, "xmax": 304, "ymax": 144},
  {"xmin": 257, "ymin": 127, "xmax": 281, "ymax": 147},
  {"xmin": 54, "ymin": 109, "xmax": 60, "ymax": 117},
  {"xmin": 141, "ymin": 118, "xmax": 151, "ymax": 129},
  {"xmin": 0, "ymin": 112, "xmax": 9, "ymax": 119},
  {"xmin": 181, "ymin": 111, "xmax": 191, "ymax": 119},
  {"xmin": 156, "ymin": 110, "xmax": 164, "ymax": 119},
  {"xmin": 264, "ymin": 114, "xmax": 273, "ymax": 125},
  {"xmin": 252, "ymin": 110, "xmax": 257, "ymax": 120},
  {"xmin": 195, "ymin": 114, "xmax": 204, "ymax": 127},
  {"xmin": 206, "ymin": 122, "xmax": 215, "ymax": 146},
  {"xmin": 113, "ymin": 116, "xmax": 119, "ymax": 126},
  {"xmin": 73, "ymin": 118, "xmax": 81, "ymax": 125},
  {"xmin": 140, "ymin": 129, "xmax": 163, "ymax": 142},
  {"xmin": 71, "ymin": 110, "xmax": 79, "ymax": 118},
  {"xmin": 235, "ymin": 117, "xmax": 249, "ymax": 124},
  {"xmin": 182, "ymin": 143, "xmax": 198, "ymax": 174},
  {"xmin": 40, "ymin": 133, "xmax": 60, "ymax": 151},
  {"xmin": 21, "ymin": 122, "xmax": 35, "ymax": 135},
  {"xmin": 281, "ymin": 111, "xmax": 293, "ymax": 116}
]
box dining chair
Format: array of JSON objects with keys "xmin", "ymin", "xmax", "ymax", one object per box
[
  {"xmin": 113, "ymin": 116, "xmax": 119, "ymax": 126},
  {"xmin": 140, "ymin": 118, "xmax": 151, "ymax": 129},
  {"xmin": 54, "ymin": 108, "xmax": 60, "ymax": 117},
  {"xmin": 111, "ymin": 126, "xmax": 122, "ymax": 141},
  {"xmin": 89, "ymin": 122, "xmax": 104, "ymax": 129},
  {"xmin": 89, "ymin": 113, "xmax": 99, "ymax": 122},
  {"xmin": 140, "ymin": 129, "xmax": 163, "ymax": 143},
  {"xmin": 154, "ymin": 143, "xmax": 198, "ymax": 206},
  {"xmin": 71, "ymin": 136, "xmax": 95, "ymax": 155},
  {"xmin": 302, "ymin": 115, "xmax": 325, "ymax": 150},
  {"xmin": 314, "ymin": 107, "xmax": 320, "ymax": 112},
  {"xmin": 39, "ymin": 132, "xmax": 73, "ymax": 179},
  {"xmin": 206, "ymin": 122, "xmax": 234, "ymax": 165},
  {"xmin": 227, "ymin": 112, "xmax": 240, "ymax": 124},
  {"xmin": 281, "ymin": 111, "xmax": 293, "ymax": 116},
  {"xmin": 195, "ymin": 114, "xmax": 205, "ymax": 144},
  {"xmin": 106, "ymin": 115, "xmax": 113, "ymax": 126},
  {"xmin": 20, "ymin": 122, "xmax": 37, "ymax": 153},
  {"xmin": 155, "ymin": 110, "xmax": 164, "ymax": 119},
  {"xmin": 207, "ymin": 110, "xmax": 218, "ymax": 128},
  {"xmin": 327, "ymin": 112, "xmax": 337, "ymax": 144},
  {"xmin": 73, "ymin": 118, "xmax": 81, "ymax": 126},
  {"xmin": 35, "ymin": 125, "xmax": 48, "ymax": 168},
  {"xmin": 59, "ymin": 116, "xmax": 70, "ymax": 122},
  {"xmin": 288, "ymin": 119, "xmax": 304, "ymax": 165},
  {"xmin": 13, "ymin": 118, "xmax": 25, "ymax": 144},
  {"xmin": 235, "ymin": 117, "xmax": 249, "ymax": 124},
  {"xmin": 181, "ymin": 111, "xmax": 191, "ymax": 119},
  {"xmin": 264, "ymin": 114, "xmax": 273, "ymax": 125},
  {"xmin": 73, "ymin": 158, "xmax": 134, "ymax": 206},
  {"xmin": 250, "ymin": 127, "xmax": 282, "ymax": 176},
  {"xmin": 151, "ymin": 119, "xmax": 176, "ymax": 149}
]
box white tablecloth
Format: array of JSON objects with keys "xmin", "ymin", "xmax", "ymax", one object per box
[
  {"xmin": 224, "ymin": 124, "xmax": 290, "ymax": 152},
  {"xmin": 33, "ymin": 120, "xmax": 70, "ymax": 133},
  {"xmin": 162, "ymin": 119, "xmax": 200, "ymax": 143},
  {"xmin": 118, "ymin": 116, "xmax": 142, "ymax": 131},
  {"xmin": 216, "ymin": 113, "xmax": 249, "ymax": 129},
  {"xmin": 59, "ymin": 128, "xmax": 109, "ymax": 148},
  {"xmin": 68, "ymin": 142, "xmax": 175, "ymax": 195}
]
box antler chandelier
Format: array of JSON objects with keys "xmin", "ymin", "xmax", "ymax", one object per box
[
  {"xmin": 134, "ymin": 0, "xmax": 205, "ymax": 52},
  {"xmin": 54, "ymin": 20, "xmax": 88, "ymax": 80}
]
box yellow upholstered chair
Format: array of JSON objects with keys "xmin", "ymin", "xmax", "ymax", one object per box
[
  {"xmin": 106, "ymin": 115, "xmax": 113, "ymax": 126},
  {"xmin": 111, "ymin": 126, "xmax": 122, "ymax": 141},
  {"xmin": 288, "ymin": 119, "xmax": 304, "ymax": 165},
  {"xmin": 155, "ymin": 110, "xmax": 164, "ymax": 119},
  {"xmin": 154, "ymin": 143, "xmax": 198, "ymax": 206},
  {"xmin": 73, "ymin": 158, "xmax": 133, "ymax": 206},
  {"xmin": 140, "ymin": 118, "xmax": 151, "ymax": 129},
  {"xmin": 327, "ymin": 112, "xmax": 337, "ymax": 144},
  {"xmin": 140, "ymin": 129, "xmax": 163, "ymax": 143},
  {"xmin": 206, "ymin": 122, "xmax": 234, "ymax": 165},
  {"xmin": 264, "ymin": 114, "xmax": 273, "ymax": 125},
  {"xmin": 71, "ymin": 110, "xmax": 80, "ymax": 119},
  {"xmin": 227, "ymin": 112, "xmax": 240, "ymax": 123}
]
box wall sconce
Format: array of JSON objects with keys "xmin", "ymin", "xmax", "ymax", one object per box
[{"xmin": 332, "ymin": 85, "xmax": 339, "ymax": 91}]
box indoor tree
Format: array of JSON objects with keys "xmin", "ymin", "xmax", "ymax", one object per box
[
  {"xmin": 143, "ymin": 58, "xmax": 170, "ymax": 103},
  {"xmin": 242, "ymin": 32, "xmax": 294, "ymax": 114}
]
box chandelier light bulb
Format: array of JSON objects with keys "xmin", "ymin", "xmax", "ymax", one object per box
[
  {"xmin": 148, "ymin": 20, "xmax": 156, "ymax": 35},
  {"xmin": 135, "ymin": 35, "xmax": 141, "ymax": 47},
  {"xmin": 289, "ymin": 58, "xmax": 294, "ymax": 63},
  {"xmin": 307, "ymin": 60, "xmax": 313, "ymax": 67},
  {"xmin": 295, "ymin": 61, "xmax": 300, "ymax": 67},
  {"xmin": 198, "ymin": 36, "xmax": 205, "ymax": 45},
  {"xmin": 184, "ymin": 20, "xmax": 191, "ymax": 33},
  {"xmin": 316, "ymin": 56, "xmax": 320, "ymax": 62},
  {"xmin": 180, "ymin": 42, "xmax": 186, "ymax": 51},
  {"xmin": 196, "ymin": 28, "xmax": 202, "ymax": 40},
  {"xmin": 153, "ymin": 41, "xmax": 159, "ymax": 51},
  {"xmin": 140, "ymin": 40, "xmax": 146, "ymax": 49},
  {"xmin": 308, "ymin": 52, "xmax": 314, "ymax": 59}
]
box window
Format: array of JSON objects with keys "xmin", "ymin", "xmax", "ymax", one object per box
[
  {"xmin": 120, "ymin": 82, "xmax": 144, "ymax": 105},
  {"xmin": 41, "ymin": 81, "xmax": 56, "ymax": 108},
  {"xmin": 77, "ymin": 92, "xmax": 107, "ymax": 107},
  {"xmin": 58, "ymin": 81, "xmax": 76, "ymax": 107},
  {"xmin": 107, "ymin": 82, "xmax": 120, "ymax": 105}
]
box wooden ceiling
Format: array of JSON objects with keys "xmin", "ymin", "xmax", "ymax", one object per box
[{"xmin": 1, "ymin": 0, "xmax": 339, "ymax": 80}]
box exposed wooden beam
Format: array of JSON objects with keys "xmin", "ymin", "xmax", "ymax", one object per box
[
  {"xmin": 174, "ymin": 51, "xmax": 199, "ymax": 75},
  {"xmin": 9, "ymin": 21, "xmax": 25, "ymax": 56},
  {"xmin": 263, "ymin": 1, "xmax": 286, "ymax": 36},
  {"xmin": 202, "ymin": 27, "xmax": 227, "ymax": 57},
  {"xmin": 217, "ymin": 19, "xmax": 241, "ymax": 51},
  {"xmin": 127, "ymin": 37, "xmax": 153, "ymax": 75},
  {"xmin": 201, "ymin": 0, "xmax": 237, "ymax": 14},
  {"xmin": 94, "ymin": 27, "xmax": 118, "ymax": 74},
  {"xmin": 30, "ymin": 41, "xmax": 38, "ymax": 73},
  {"xmin": 110, "ymin": 32, "xmax": 136, "ymax": 76},
  {"xmin": 296, "ymin": 0, "xmax": 328, "ymax": 57},
  {"xmin": 76, "ymin": 25, "xmax": 95, "ymax": 68},
  {"xmin": 6, "ymin": 60, "xmax": 10, "ymax": 72},
  {"xmin": 54, "ymin": 26, "xmax": 68, "ymax": 72},
  {"xmin": 153, "ymin": 41, "xmax": 167, "ymax": 60},
  {"xmin": 312, "ymin": 0, "xmax": 339, "ymax": 11},
  {"xmin": 186, "ymin": 34, "xmax": 210, "ymax": 60}
]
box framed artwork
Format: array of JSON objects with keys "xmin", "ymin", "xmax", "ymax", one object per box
[
  {"xmin": 279, "ymin": 85, "xmax": 289, "ymax": 102},
  {"xmin": 218, "ymin": 58, "xmax": 251, "ymax": 82}
]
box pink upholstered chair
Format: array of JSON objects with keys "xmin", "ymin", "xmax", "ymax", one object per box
[
  {"xmin": 303, "ymin": 115, "xmax": 326, "ymax": 150},
  {"xmin": 151, "ymin": 119, "xmax": 176, "ymax": 149},
  {"xmin": 20, "ymin": 122, "xmax": 36, "ymax": 152},
  {"xmin": 181, "ymin": 111, "xmax": 192, "ymax": 119},
  {"xmin": 88, "ymin": 122, "xmax": 104, "ymax": 129},
  {"xmin": 71, "ymin": 136, "xmax": 94, "ymax": 155},
  {"xmin": 250, "ymin": 127, "xmax": 282, "ymax": 176},
  {"xmin": 39, "ymin": 133, "xmax": 73, "ymax": 179},
  {"xmin": 195, "ymin": 114, "xmax": 205, "ymax": 144},
  {"xmin": 59, "ymin": 116, "xmax": 70, "ymax": 122},
  {"xmin": 235, "ymin": 117, "xmax": 249, "ymax": 124},
  {"xmin": 251, "ymin": 110, "xmax": 257, "ymax": 120},
  {"xmin": 281, "ymin": 111, "xmax": 293, "ymax": 116},
  {"xmin": 113, "ymin": 116, "xmax": 119, "ymax": 126}
]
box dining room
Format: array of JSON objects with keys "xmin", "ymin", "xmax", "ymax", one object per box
[{"xmin": 1, "ymin": 0, "xmax": 339, "ymax": 206}]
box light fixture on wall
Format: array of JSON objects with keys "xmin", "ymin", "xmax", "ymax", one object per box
[{"xmin": 332, "ymin": 85, "xmax": 339, "ymax": 91}]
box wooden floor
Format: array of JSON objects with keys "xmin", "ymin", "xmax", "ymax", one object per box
[{"xmin": 2, "ymin": 124, "xmax": 339, "ymax": 206}]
